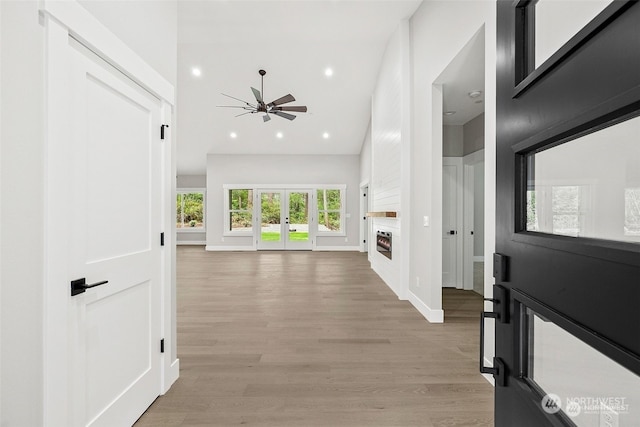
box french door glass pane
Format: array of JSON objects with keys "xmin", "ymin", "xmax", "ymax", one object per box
[
  {"xmin": 288, "ymin": 192, "xmax": 309, "ymax": 242},
  {"xmin": 260, "ymin": 192, "xmax": 281, "ymax": 242},
  {"xmin": 525, "ymin": 115, "xmax": 640, "ymax": 243},
  {"xmin": 526, "ymin": 308, "xmax": 640, "ymax": 425}
]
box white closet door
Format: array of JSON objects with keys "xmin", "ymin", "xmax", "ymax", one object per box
[{"xmin": 63, "ymin": 41, "xmax": 162, "ymax": 427}]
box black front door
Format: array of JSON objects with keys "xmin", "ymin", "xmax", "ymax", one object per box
[{"xmin": 492, "ymin": 1, "xmax": 640, "ymax": 425}]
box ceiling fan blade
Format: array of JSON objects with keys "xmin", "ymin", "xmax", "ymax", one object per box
[
  {"xmin": 235, "ymin": 111, "xmax": 253, "ymax": 117},
  {"xmin": 263, "ymin": 114, "xmax": 271, "ymax": 122},
  {"xmin": 221, "ymin": 93, "xmax": 255, "ymax": 107},
  {"xmin": 272, "ymin": 110, "xmax": 296, "ymax": 121},
  {"xmin": 273, "ymin": 106, "xmax": 307, "ymax": 113},
  {"xmin": 251, "ymin": 87, "xmax": 263, "ymax": 103},
  {"xmin": 217, "ymin": 105, "xmax": 254, "ymax": 109},
  {"xmin": 267, "ymin": 94, "xmax": 295, "ymax": 107}
]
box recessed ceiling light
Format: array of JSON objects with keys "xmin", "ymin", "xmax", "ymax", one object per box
[
  {"xmin": 192, "ymin": 67, "xmax": 202, "ymax": 77},
  {"xmin": 468, "ymin": 90, "xmax": 482, "ymax": 98},
  {"xmin": 229, "ymin": 132, "xmax": 237, "ymax": 139},
  {"xmin": 276, "ymin": 132, "xmax": 283, "ymax": 139},
  {"xmin": 322, "ymin": 132, "xmax": 330, "ymax": 139},
  {"xmin": 324, "ymin": 67, "xmax": 334, "ymax": 77},
  {"xmin": 444, "ymin": 111, "xmax": 457, "ymax": 116}
]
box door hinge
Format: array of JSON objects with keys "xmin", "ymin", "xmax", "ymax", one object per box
[
  {"xmin": 160, "ymin": 232, "xmax": 165, "ymax": 246},
  {"xmin": 160, "ymin": 338, "xmax": 165, "ymax": 353},
  {"xmin": 160, "ymin": 124, "xmax": 169, "ymax": 140}
]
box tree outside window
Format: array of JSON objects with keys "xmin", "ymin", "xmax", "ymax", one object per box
[
  {"xmin": 229, "ymin": 189, "xmax": 253, "ymax": 232},
  {"xmin": 317, "ymin": 188, "xmax": 342, "ymax": 232},
  {"xmin": 177, "ymin": 192, "xmax": 204, "ymax": 229}
]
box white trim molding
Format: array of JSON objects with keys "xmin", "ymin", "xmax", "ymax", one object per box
[
  {"xmin": 177, "ymin": 241, "xmax": 206, "ymax": 246},
  {"xmin": 313, "ymin": 246, "xmax": 361, "ymax": 252},
  {"xmin": 408, "ymin": 290, "xmax": 444, "ymax": 323},
  {"xmin": 205, "ymin": 245, "xmax": 255, "ymax": 252}
]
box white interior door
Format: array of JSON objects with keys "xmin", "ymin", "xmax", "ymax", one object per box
[
  {"xmin": 65, "ymin": 40, "xmax": 162, "ymax": 426},
  {"xmin": 442, "ymin": 161, "xmax": 460, "ymax": 288}
]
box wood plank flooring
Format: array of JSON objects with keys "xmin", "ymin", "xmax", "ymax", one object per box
[{"xmin": 135, "ymin": 247, "xmax": 494, "ymax": 426}]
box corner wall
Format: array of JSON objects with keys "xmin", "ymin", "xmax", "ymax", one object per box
[
  {"xmin": 408, "ymin": 0, "xmax": 497, "ymax": 330},
  {"xmin": 369, "ymin": 21, "xmax": 411, "ymax": 299}
]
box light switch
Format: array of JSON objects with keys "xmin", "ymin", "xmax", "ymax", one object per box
[{"xmin": 423, "ymin": 216, "xmax": 429, "ymax": 227}]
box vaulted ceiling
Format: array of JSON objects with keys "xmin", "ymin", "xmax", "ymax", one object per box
[{"xmin": 177, "ymin": 0, "xmax": 423, "ymax": 174}]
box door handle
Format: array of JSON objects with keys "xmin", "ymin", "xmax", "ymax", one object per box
[
  {"xmin": 71, "ymin": 278, "xmax": 109, "ymax": 296},
  {"xmin": 480, "ymin": 311, "xmax": 506, "ymax": 386},
  {"xmin": 479, "ymin": 284, "xmax": 509, "ymax": 386}
]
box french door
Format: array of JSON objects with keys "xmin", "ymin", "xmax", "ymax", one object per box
[
  {"xmin": 491, "ymin": 1, "xmax": 640, "ymax": 426},
  {"xmin": 257, "ymin": 190, "xmax": 313, "ymax": 250}
]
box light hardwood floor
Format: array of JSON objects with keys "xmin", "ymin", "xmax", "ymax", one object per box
[{"xmin": 135, "ymin": 247, "xmax": 494, "ymax": 426}]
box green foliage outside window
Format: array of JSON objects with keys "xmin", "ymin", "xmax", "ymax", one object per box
[
  {"xmin": 229, "ymin": 189, "xmax": 253, "ymax": 230},
  {"xmin": 177, "ymin": 192, "xmax": 204, "ymax": 228},
  {"xmin": 317, "ymin": 189, "xmax": 342, "ymax": 231}
]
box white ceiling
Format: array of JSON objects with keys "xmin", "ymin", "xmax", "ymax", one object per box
[
  {"xmin": 437, "ymin": 28, "xmax": 485, "ymax": 126},
  {"xmin": 177, "ymin": 0, "xmax": 423, "ymax": 174}
]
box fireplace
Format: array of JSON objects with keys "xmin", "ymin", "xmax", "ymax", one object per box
[{"xmin": 376, "ymin": 231, "xmax": 392, "ymax": 259}]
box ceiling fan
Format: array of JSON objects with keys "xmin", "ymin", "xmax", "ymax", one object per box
[{"xmin": 218, "ymin": 69, "xmax": 308, "ymax": 122}]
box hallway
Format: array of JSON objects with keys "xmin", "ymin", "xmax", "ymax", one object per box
[{"xmin": 136, "ymin": 247, "xmax": 493, "ymax": 426}]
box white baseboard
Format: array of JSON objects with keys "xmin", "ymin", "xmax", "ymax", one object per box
[
  {"xmin": 205, "ymin": 245, "xmax": 255, "ymax": 251},
  {"xmin": 177, "ymin": 241, "xmax": 205, "ymax": 246},
  {"xmin": 314, "ymin": 246, "xmax": 361, "ymax": 251},
  {"xmin": 474, "ymin": 256, "xmax": 485, "ymax": 262},
  {"xmin": 408, "ymin": 290, "xmax": 444, "ymax": 323},
  {"xmin": 163, "ymin": 358, "xmax": 179, "ymax": 394}
]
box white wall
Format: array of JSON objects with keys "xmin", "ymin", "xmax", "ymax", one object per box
[
  {"xmin": 443, "ymin": 125, "xmax": 464, "ymax": 157},
  {"xmin": 1, "ymin": 2, "xmax": 45, "ymax": 424},
  {"xmin": 409, "ymin": 1, "xmax": 497, "ymax": 328},
  {"xmin": 360, "ymin": 121, "xmax": 372, "ymax": 186},
  {"xmin": 78, "ymin": 0, "xmax": 177, "ymax": 85},
  {"xmin": 206, "ymin": 154, "xmax": 361, "ymax": 250},
  {"xmin": 369, "ymin": 22, "xmax": 411, "ymax": 299},
  {"xmin": 0, "ymin": 1, "xmax": 177, "ymax": 424}
]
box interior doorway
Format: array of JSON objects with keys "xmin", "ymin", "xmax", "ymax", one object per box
[
  {"xmin": 360, "ymin": 184, "xmax": 370, "ymax": 253},
  {"xmin": 436, "ymin": 27, "xmax": 486, "ymax": 312}
]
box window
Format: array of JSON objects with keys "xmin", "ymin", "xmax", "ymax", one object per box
[
  {"xmin": 177, "ymin": 191, "xmax": 205, "ymax": 230},
  {"xmin": 316, "ymin": 187, "xmax": 345, "ymax": 234},
  {"xmin": 226, "ymin": 188, "xmax": 253, "ymax": 234}
]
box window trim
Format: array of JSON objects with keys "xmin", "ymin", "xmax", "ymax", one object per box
[
  {"xmin": 176, "ymin": 188, "xmax": 206, "ymax": 232},
  {"xmin": 315, "ymin": 185, "xmax": 346, "ymax": 236},
  {"xmin": 223, "ymin": 185, "xmax": 254, "ymax": 236}
]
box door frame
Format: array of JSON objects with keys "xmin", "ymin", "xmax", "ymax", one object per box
[
  {"xmin": 41, "ymin": 2, "xmax": 176, "ymax": 424},
  {"xmin": 442, "ymin": 157, "xmax": 464, "ymax": 289},
  {"xmin": 463, "ymin": 149, "xmax": 485, "ymax": 291},
  {"xmin": 256, "ymin": 188, "xmax": 314, "ymax": 251}
]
